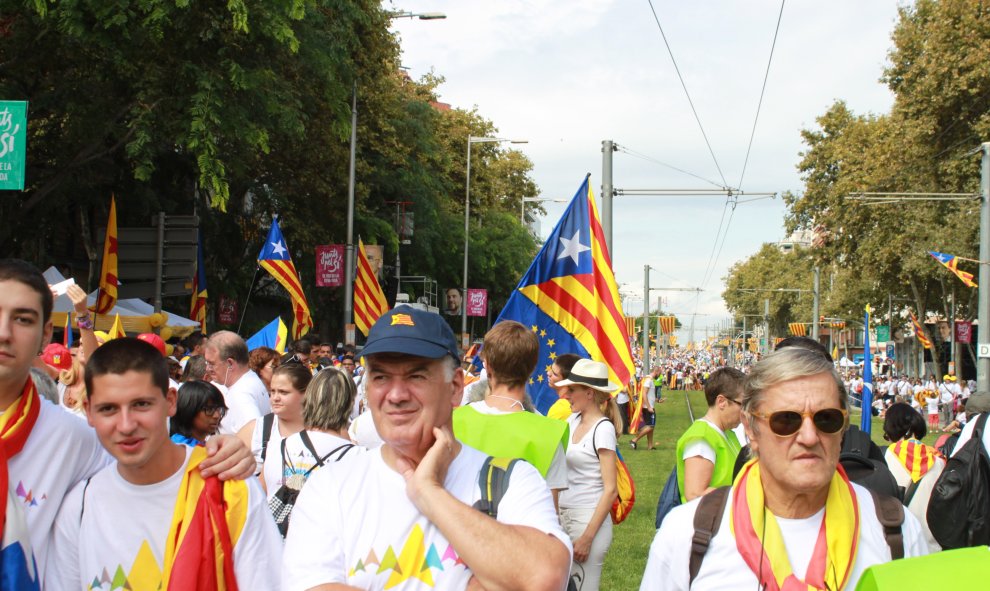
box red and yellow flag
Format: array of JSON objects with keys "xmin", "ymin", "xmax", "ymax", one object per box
[
  {"xmin": 190, "ymin": 230, "xmax": 208, "ymax": 334},
  {"xmin": 94, "ymin": 196, "xmax": 119, "ymax": 314},
  {"xmin": 788, "ymin": 322, "xmax": 806, "ymax": 337},
  {"xmin": 658, "ymin": 316, "xmax": 676, "ymax": 335},
  {"xmin": 161, "ymin": 447, "xmax": 248, "ymax": 591},
  {"xmin": 910, "ymin": 312, "xmax": 932, "ymax": 350},
  {"xmin": 890, "ymin": 439, "xmax": 937, "ymax": 483},
  {"xmin": 928, "ymin": 251, "xmax": 977, "ymax": 288},
  {"xmin": 257, "ymin": 218, "xmax": 313, "ymax": 339},
  {"xmin": 108, "ymin": 314, "xmax": 126, "ymax": 340},
  {"xmin": 354, "ymin": 239, "xmax": 389, "ymax": 336}
]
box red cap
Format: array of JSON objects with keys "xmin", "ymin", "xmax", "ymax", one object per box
[
  {"xmin": 137, "ymin": 333, "xmax": 167, "ymax": 357},
  {"xmin": 42, "ymin": 343, "xmax": 73, "ymax": 372}
]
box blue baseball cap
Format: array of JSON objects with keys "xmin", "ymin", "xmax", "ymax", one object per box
[{"xmin": 360, "ymin": 306, "xmax": 460, "ymax": 361}]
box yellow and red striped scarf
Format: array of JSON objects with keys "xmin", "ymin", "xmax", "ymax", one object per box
[
  {"xmin": 731, "ymin": 460, "xmax": 860, "ymax": 591},
  {"xmin": 161, "ymin": 447, "xmax": 249, "ymax": 591},
  {"xmin": 890, "ymin": 439, "xmax": 937, "ymax": 483},
  {"xmin": 0, "ymin": 380, "xmax": 40, "ymax": 538}
]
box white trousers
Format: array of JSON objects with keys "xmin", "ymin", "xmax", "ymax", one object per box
[{"xmin": 559, "ymin": 506, "xmax": 613, "ymax": 591}]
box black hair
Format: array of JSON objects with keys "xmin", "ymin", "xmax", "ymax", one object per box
[
  {"xmin": 0, "ymin": 259, "xmax": 54, "ymax": 324},
  {"xmin": 775, "ymin": 336, "xmax": 833, "ymax": 362},
  {"xmin": 293, "ymin": 339, "xmax": 313, "ymax": 354},
  {"xmin": 171, "ymin": 380, "xmax": 226, "ymax": 439},
  {"xmin": 85, "ymin": 338, "xmax": 169, "ymax": 397},
  {"xmin": 554, "ymin": 353, "xmax": 581, "ymax": 379},
  {"xmin": 184, "ymin": 332, "xmax": 207, "ymax": 351},
  {"xmin": 883, "ymin": 402, "xmax": 927, "ymax": 441}
]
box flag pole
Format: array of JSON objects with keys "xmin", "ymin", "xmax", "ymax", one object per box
[{"xmin": 237, "ymin": 267, "xmax": 260, "ymax": 335}]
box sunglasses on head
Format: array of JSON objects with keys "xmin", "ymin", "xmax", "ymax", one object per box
[{"xmin": 749, "ymin": 407, "xmax": 847, "ymax": 437}]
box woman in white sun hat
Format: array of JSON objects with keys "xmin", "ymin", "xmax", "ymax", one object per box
[{"xmin": 555, "ymin": 358, "xmax": 622, "ymax": 591}]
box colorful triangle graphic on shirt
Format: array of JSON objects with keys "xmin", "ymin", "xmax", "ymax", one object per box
[
  {"xmin": 90, "ymin": 576, "xmax": 102, "ymax": 589},
  {"xmin": 110, "ymin": 565, "xmax": 127, "ymax": 589},
  {"xmin": 364, "ymin": 549, "xmax": 380, "ymax": 566},
  {"xmin": 386, "ymin": 524, "xmax": 433, "ymax": 589},
  {"xmin": 377, "ymin": 546, "xmax": 398, "ymax": 574},
  {"xmin": 15, "ymin": 482, "xmax": 25, "ymax": 498},
  {"xmin": 101, "ymin": 568, "xmax": 111, "ymax": 584},
  {"xmin": 424, "ymin": 543, "xmax": 443, "ymax": 572},
  {"xmin": 441, "ymin": 543, "xmax": 458, "ymax": 563},
  {"xmin": 127, "ymin": 540, "xmax": 162, "ymax": 590},
  {"xmin": 355, "ymin": 559, "xmax": 365, "ymax": 573}
]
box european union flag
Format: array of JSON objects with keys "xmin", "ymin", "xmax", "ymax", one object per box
[
  {"xmin": 861, "ymin": 305, "xmax": 874, "ymax": 432},
  {"xmin": 496, "ymin": 176, "xmax": 634, "ymax": 414}
]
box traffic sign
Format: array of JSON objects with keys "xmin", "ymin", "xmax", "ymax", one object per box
[{"xmin": 979, "ymin": 343, "xmax": 990, "ymax": 359}]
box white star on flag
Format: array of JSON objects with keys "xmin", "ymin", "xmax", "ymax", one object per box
[
  {"xmin": 557, "ymin": 230, "xmax": 590, "ymax": 265},
  {"xmin": 271, "ymin": 241, "xmax": 287, "ymax": 257}
]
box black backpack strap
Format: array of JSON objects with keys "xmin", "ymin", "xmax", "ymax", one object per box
[
  {"xmin": 79, "ymin": 476, "xmax": 93, "ymax": 522},
  {"xmin": 299, "ymin": 431, "xmax": 322, "ymax": 467},
  {"xmin": 868, "ymin": 489, "xmax": 904, "ymax": 560},
  {"xmin": 591, "ymin": 417, "xmax": 610, "ymax": 460},
  {"xmin": 472, "ymin": 456, "xmax": 519, "ymax": 519},
  {"xmin": 260, "ymin": 413, "xmax": 275, "ymax": 463},
  {"xmin": 689, "ymin": 486, "xmax": 730, "ymax": 585}
]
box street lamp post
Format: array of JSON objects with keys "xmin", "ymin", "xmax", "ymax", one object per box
[
  {"xmin": 342, "ymin": 11, "xmax": 445, "ymax": 343},
  {"xmin": 463, "ymin": 136, "xmax": 527, "ymax": 348}
]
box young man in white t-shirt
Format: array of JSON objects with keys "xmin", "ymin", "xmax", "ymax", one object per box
[
  {"xmin": 46, "ymin": 338, "xmax": 281, "ymax": 590},
  {"xmin": 283, "ymin": 306, "xmax": 571, "ymax": 591},
  {"xmin": 0, "ymin": 259, "xmax": 255, "ymax": 590}
]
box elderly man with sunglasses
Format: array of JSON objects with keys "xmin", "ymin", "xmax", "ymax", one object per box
[{"xmin": 641, "ymin": 347, "xmax": 928, "ymax": 591}]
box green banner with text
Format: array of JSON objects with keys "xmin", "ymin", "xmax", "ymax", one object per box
[{"xmin": 0, "ymin": 101, "xmax": 27, "ymax": 190}]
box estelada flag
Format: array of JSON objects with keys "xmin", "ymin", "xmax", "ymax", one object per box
[
  {"xmin": 94, "ymin": 196, "xmax": 119, "ymax": 314},
  {"xmin": 354, "ymin": 238, "xmax": 389, "ymax": 337},
  {"xmin": 928, "ymin": 250, "xmax": 978, "ymax": 288},
  {"xmin": 910, "ymin": 312, "xmax": 932, "ymax": 350},
  {"xmin": 258, "ymin": 218, "xmax": 313, "ymax": 339},
  {"xmin": 496, "ymin": 175, "xmax": 634, "ymax": 414}
]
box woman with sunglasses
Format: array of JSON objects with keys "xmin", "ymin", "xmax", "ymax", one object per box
[
  {"xmin": 171, "ymin": 380, "xmax": 228, "ymax": 446},
  {"xmin": 882, "ymin": 402, "xmax": 945, "ymax": 552},
  {"xmin": 642, "ymin": 347, "xmax": 929, "ymax": 591},
  {"xmin": 674, "ymin": 367, "xmax": 746, "ymax": 502},
  {"xmin": 555, "ymin": 359, "xmax": 622, "ymax": 591},
  {"xmin": 237, "ymin": 363, "xmax": 312, "ymax": 482}
]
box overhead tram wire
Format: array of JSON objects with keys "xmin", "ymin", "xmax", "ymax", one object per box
[
  {"xmin": 702, "ymin": 202, "xmax": 737, "ymax": 289},
  {"xmin": 646, "ymin": 0, "xmax": 729, "ymax": 189},
  {"xmin": 615, "ymin": 145, "xmax": 727, "ymax": 191},
  {"xmin": 737, "ymin": 0, "xmax": 786, "ymax": 190}
]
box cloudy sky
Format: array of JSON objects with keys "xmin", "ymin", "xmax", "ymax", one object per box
[{"xmin": 390, "ymin": 1, "xmax": 904, "ymax": 342}]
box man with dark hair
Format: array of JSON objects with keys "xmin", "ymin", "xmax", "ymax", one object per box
[
  {"xmin": 180, "ymin": 332, "xmax": 208, "ymax": 370},
  {"xmin": 453, "ymin": 321, "xmax": 570, "ymax": 505},
  {"xmin": 283, "ymin": 307, "xmax": 570, "ymax": 590},
  {"xmin": 47, "ymin": 339, "xmax": 281, "ymax": 589},
  {"xmin": 205, "ymin": 330, "xmax": 271, "ymax": 434},
  {"xmin": 0, "ymin": 259, "xmax": 253, "ymax": 589}
]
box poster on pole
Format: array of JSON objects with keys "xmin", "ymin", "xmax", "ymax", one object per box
[
  {"xmin": 956, "ymin": 321, "xmax": 973, "ymax": 344},
  {"xmin": 218, "ymin": 296, "xmax": 238, "ymax": 325},
  {"xmin": 0, "ymin": 101, "xmax": 27, "ymax": 190},
  {"xmin": 315, "ymin": 244, "xmax": 345, "ymax": 287},
  {"xmin": 466, "ymin": 288, "xmax": 487, "ymax": 317}
]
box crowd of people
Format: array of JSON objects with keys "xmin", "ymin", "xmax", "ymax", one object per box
[{"xmin": 6, "ymin": 256, "xmax": 990, "ymax": 590}]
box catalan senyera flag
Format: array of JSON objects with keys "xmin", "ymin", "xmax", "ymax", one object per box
[
  {"xmin": 928, "ymin": 250, "xmax": 978, "ymax": 288},
  {"xmin": 496, "ymin": 176, "xmax": 634, "ymax": 414},
  {"xmin": 788, "ymin": 322, "xmax": 807, "ymax": 337},
  {"xmin": 354, "ymin": 238, "xmax": 389, "ymax": 337},
  {"xmin": 94, "ymin": 196, "xmax": 119, "ymax": 314},
  {"xmin": 258, "ymin": 218, "xmax": 313, "ymax": 340},
  {"xmin": 890, "ymin": 439, "xmax": 937, "ymax": 483},
  {"xmin": 658, "ymin": 316, "xmax": 676, "ymax": 335},
  {"xmin": 910, "ymin": 312, "xmax": 933, "ymax": 350},
  {"xmin": 160, "ymin": 446, "xmax": 248, "ymax": 591},
  {"xmin": 190, "ymin": 230, "xmax": 208, "ymax": 334},
  {"xmin": 108, "ymin": 314, "xmax": 126, "ymax": 340}
]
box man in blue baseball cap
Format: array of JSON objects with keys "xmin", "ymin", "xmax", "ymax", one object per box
[{"xmin": 283, "ymin": 306, "xmax": 572, "ymax": 591}]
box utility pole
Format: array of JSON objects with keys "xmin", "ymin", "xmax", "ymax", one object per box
[
  {"xmin": 642, "ymin": 265, "xmax": 650, "ymax": 373},
  {"xmin": 980, "ymin": 143, "xmax": 990, "ymax": 393},
  {"xmin": 812, "ymin": 266, "xmax": 821, "ymax": 340},
  {"xmin": 601, "ymin": 140, "xmax": 615, "ymax": 255}
]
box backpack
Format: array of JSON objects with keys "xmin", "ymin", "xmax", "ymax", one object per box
[
  {"xmin": 688, "ymin": 486, "xmax": 904, "ymax": 585},
  {"xmin": 472, "ymin": 456, "xmax": 520, "ymax": 518},
  {"xmin": 592, "ymin": 419, "xmax": 635, "ymax": 524},
  {"xmin": 654, "ymin": 467, "xmax": 681, "ymax": 528},
  {"xmin": 927, "ymin": 412, "xmax": 990, "ymax": 549},
  {"xmin": 268, "ymin": 432, "xmax": 354, "ymax": 538},
  {"xmin": 839, "ymin": 425, "xmax": 902, "ymax": 500}
]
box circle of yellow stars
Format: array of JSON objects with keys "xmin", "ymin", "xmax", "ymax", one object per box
[{"xmin": 529, "ymin": 324, "xmax": 556, "ymax": 386}]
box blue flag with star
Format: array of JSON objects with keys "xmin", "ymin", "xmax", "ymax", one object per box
[{"xmin": 496, "ymin": 176, "xmax": 634, "ymax": 414}]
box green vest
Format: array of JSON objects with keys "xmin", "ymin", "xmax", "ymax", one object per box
[
  {"xmin": 452, "ymin": 404, "xmax": 569, "ymax": 478},
  {"xmin": 856, "ymin": 546, "xmax": 990, "ymax": 590},
  {"xmin": 675, "ymin": 419, "xmax": 741, "ymax": 503}
]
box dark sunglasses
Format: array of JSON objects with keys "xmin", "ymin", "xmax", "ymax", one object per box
[{"xmin": 749, "ymin": 408, "xmax": 847, "ymax": 437}]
